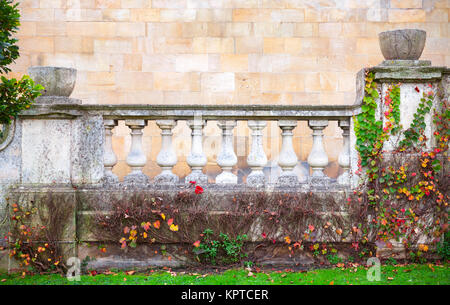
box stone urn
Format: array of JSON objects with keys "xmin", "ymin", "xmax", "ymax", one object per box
[
  {"xmin": 378, "ymin": 29, "xmax": 426, "ymax": 60},
  {"xmin": 28, "ymin": 66, "xmax": 77, "ymax": 97}
]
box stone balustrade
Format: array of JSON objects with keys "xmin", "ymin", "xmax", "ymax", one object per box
[{"xmin": 15, "ymin": 103, "xmax": 361, "ymax": 189}]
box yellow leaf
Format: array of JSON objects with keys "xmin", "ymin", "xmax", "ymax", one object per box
[{"xmin": 169, "ymin": 224, "xmax": 178, "ymax": 232}]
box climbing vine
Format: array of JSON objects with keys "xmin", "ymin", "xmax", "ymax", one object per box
[{"xmin": 353, "ymin": 70, "xmax": 448, "ymax": 261}]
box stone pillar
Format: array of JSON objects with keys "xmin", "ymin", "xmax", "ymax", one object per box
[
  {"xmin": 277, "ymin": 120, "xmax": 298, "ymax": 186},
  {"xmin": 216, "ymin": 120, "xmax": 238, "ymax": 184},
  {"xmin": 307, "ymin": 120, "xmax": 329, "ymax": 180},
  {"xmin": 371, "ymin": 61, "xmax": 447, "ymax": 151},
  {"xmin": 337, "ymin": 119, "xmax": 350, "ymax": 185},
  {"xmin": 124, "ymin": 119, "xmax": 149, "ymax": 184},
  {"xmin": 101, "ymin": 119, "xmax": 119, "ymax": 184},
  {"xmin": 154, "ymin": 120, "xmax": 178, "ymax": 184},
  {"xmin": 247, "ymin": 120, "xmax": 267, "ymax": 187},
  {"xmin": 186, "ymin": 119, "xmax": 208, "ymax": 184}
]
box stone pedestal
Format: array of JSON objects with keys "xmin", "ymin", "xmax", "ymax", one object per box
[
  {"xmin": 216, "ymin": 121, "xmax": 238, "ymax": 184},
  {"xmin": 101, "ymin": 119, "xmax": 119, "ymax": 184},
  {"xmin": 155, "ymin": 120, "xmax": 178, "ymax": 184},
  {"xmin": 124, "ymin": 119, "xmax": 149, "ymax": 184},
  {"xmin": 277, "ymin": 120, "xmax": 299, "ymax": 186},
  {"xmin": 186, "ymin": 119, "xmax": 208, "ymax": 184},
  {"xmin": 247, "ymin": 121, "xmax": 267, "ymax": 187}
]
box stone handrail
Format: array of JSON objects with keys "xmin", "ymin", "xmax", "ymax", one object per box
[
  {"xmin": 19, "ymin": 103, "xmax": 360, "ymax": 120},
  {"xmin": 16, "ymin": 102, "xmax": 359, "ymax": 189}
]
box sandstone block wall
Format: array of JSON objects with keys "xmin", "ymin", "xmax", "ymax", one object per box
[{"xmin": 7, "ymin": 0, "xmax": 450, "ymax": 180}]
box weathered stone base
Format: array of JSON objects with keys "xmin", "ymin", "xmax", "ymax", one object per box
[
  {"xmin": 154, "ymin": 172, "xmax": 179, "ymax": 184},
  {"xmin": 277, "ymin": 172, "xmax": 300, "ymax": 186},
  {"xmin": 246, "ymin": 172, "xmax": 265, "ymax": 187},
  {"xmin": 185, "ymin": 171, "xmax": 208, "ymax": 184},
  {"xmin": 123, "ymin": 172, "xmax": 150, "ymax": 184}
]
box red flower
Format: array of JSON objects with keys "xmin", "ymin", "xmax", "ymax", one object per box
[
  {"xmin": 262, "ymin": 232, "xmax": 267, "ymax": 239},
  {"xmin": 194, "ymin": 185, "xmax": 204, "ymax": 194},
  {"xmin": 415, "ymin": 86, "xmax": 420, "ymax": 93},
  {"xmin": 189, "ymin": 181, "xmax": 196, "ymax": 184}
]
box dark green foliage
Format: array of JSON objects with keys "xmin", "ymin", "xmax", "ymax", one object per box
[
  {"xmin": 0, "ymin": 0, "xmax": 43, "ymax": 126},
  {"xmin": 0, "ymin": 0, "xmax": 20, "ymax": 73},
  {"xmin": 0, "ymin": 75, "xmax": 43, "ymax": 125}
]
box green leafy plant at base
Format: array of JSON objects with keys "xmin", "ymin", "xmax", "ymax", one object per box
[
  {"xmin": 326, "ymin": 254, "xmax": 343, "ymax": 265},
  {"xmin": 436, "ymin": 231, "xmax": 450, "ymax": 261},
  {"xmin": 193, "ymin": 229, "xmax": 248, "ymax": 265}
]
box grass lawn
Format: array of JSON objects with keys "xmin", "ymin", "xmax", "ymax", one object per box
[{"xmin": 0, "ymin": 263, "xmax": 448, "ymax": 285}]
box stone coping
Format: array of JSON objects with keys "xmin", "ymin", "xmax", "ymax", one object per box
[
  {"xmin": 19, "ymin": 103, "xmax": 361, "ymax": 120},
  {"xmin": 371, "ymin": 64, "xmax": 448, "ymax": 82},
  {"xmin": 10, "ymin": 181, "xmax": 349, "ymax": 194}
]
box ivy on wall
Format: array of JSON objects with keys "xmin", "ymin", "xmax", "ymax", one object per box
[{"xmin": 353, "ymin": 70, "xmax": 448, "ymax": 261}]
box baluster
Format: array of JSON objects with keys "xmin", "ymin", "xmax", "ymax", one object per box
[
  {"xmin": 186, "ymin": 119, "xmax": 208, "ymax": 184},
  {"xmin": 216, "ymin": 120, "xmax": 238, "ymax": 184},
  {"xmin": 101, "ymin": 119, "xmax": 119, "ymax": 184},
  {"xmin": 307, "ymin": 120, "xmax": 329, "ymax": 182},
  {"xmin": 337, "ymin": 120, "xmax": 350, "ymax": 185},
  {"xmin": 124, "ymin": 119, "xmax": 149, "ymax": 184},
  {"xmin": 277, "ymin": 120, "xmax": 299, "ymax": 185},
  {"xmin": 155, "ymin": 120, "xmax": 178, "ymax": 184},
  {"xmin": 247, "ymin": 120, "xmax": 267, "ymax": 187}
]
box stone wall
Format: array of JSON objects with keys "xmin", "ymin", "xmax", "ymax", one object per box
[{"xmin": 6, "ymin": 0, "xmax": 450, "ymax": 180}]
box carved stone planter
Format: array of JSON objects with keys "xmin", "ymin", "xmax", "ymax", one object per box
[
  {"xmin": 28, "ymin": 66, "xmax": 76, "ymax": 96},
  {"xmin": 378, "ymin": 29, "xmax": 426, "ymax": 60},
  {"xmin": 28, "ymin": 66, "xmax": 80, "ymax": 104}
]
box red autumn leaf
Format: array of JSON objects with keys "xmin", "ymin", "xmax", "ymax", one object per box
[
  {"xmin": 415, "ymin": 86, "xmax": 420, "ymax": 92},
  {"xmin": 167, "ymin": 218, "xmax": 174, "ymax": 226},
  {"xmin": 189, "ymin": 181, "xmax": 196, "ymax": 184},
  {"xmin": 195, "ymin": 185, "xmax": 204, "ymax": 194},
  {"xmin": 153, "ymin": 220, "xmax": 160, "ymax": 229},
  {"xmin": 261, "ymin": 232, "xmax": 267, "ymax": 239}
]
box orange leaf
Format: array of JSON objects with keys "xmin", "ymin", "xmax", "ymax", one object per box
[
  {"xmin": 153, "ymin": 220, "xmax": 160, "ymax": 229},
  {"xmin": 193, "ymin": 240, "xmax": 200, "ymax": 247}
]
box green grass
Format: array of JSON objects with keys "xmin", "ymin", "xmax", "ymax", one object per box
[{"xmin": 0, "ymin": 264, "xmax": 448, "ymax": 285}]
